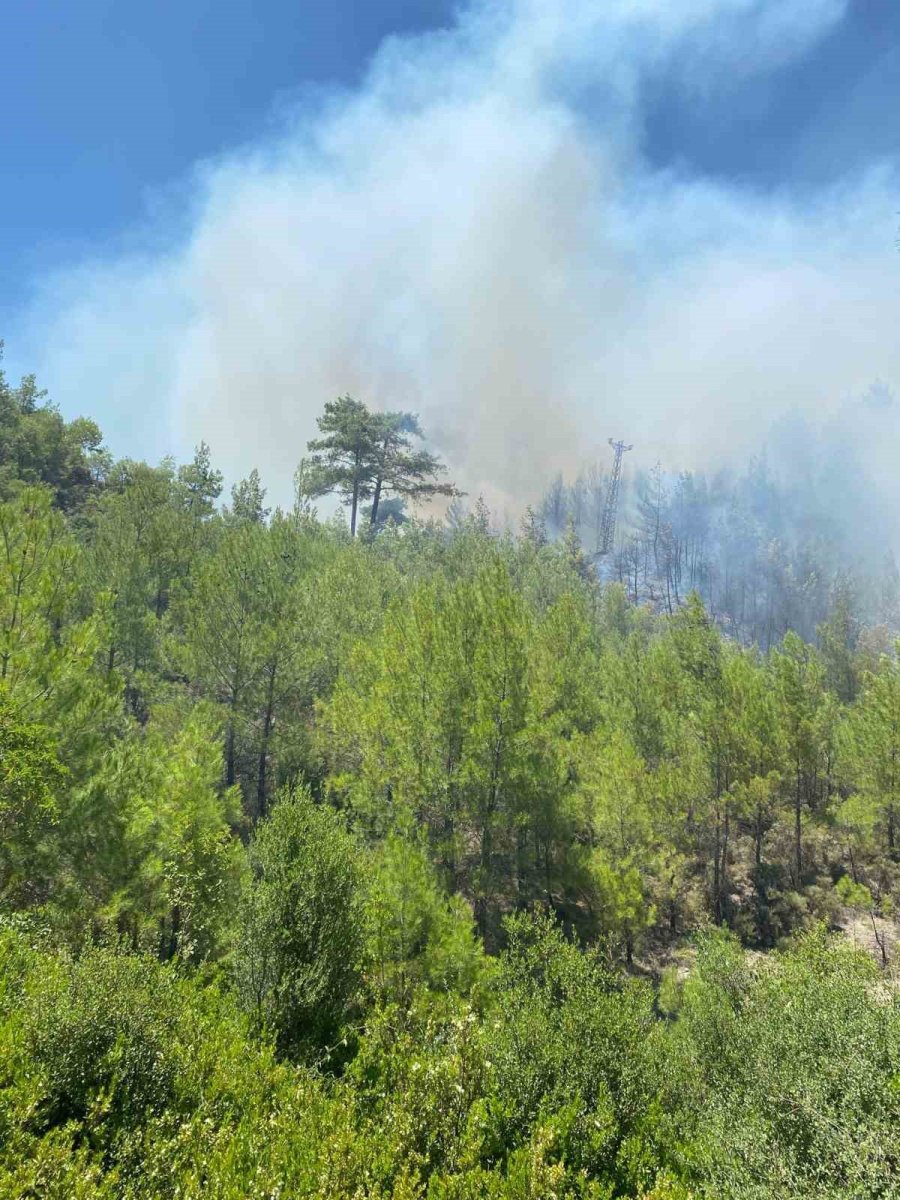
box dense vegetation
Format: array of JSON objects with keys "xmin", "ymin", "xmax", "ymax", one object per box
[{"xmin": 1, "ymin": 354, "xmax": 899, "ymax": 1197}]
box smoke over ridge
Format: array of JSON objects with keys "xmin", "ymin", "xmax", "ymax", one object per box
[{"xmin": 11, "ymin": 0, "xmax": 900, "ymax": 523}]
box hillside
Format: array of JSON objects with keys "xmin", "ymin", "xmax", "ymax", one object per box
[{"xmin": 0, "ymin": 368, "xmax": 899, "ymax": 1198}]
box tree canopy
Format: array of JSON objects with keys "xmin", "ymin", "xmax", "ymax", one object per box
[{"xmin": 305, "ymin": 395, "xmax": 457, "ymax": 534}]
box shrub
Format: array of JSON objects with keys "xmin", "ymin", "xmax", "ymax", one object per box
[{"xmin": 233, "ymin": 787, "xmax": 365, "ymax": 1060}]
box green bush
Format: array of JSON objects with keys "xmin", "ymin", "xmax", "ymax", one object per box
[
  {"xmin": 232, "ymin": 787, "xmax": 365, "ymax": 1061},
  {"xmin": 0, "ymin": 929, "xmax": 336, "ymax": 1197},
  {"xmin": 2, "ymin": 913, "xmax": 899, "ymax": 1198},
  {"xmin": 477, "ymin": 911, "xmax": 666, "ymax": 1193},
  {"xmin": 21, "ymin": 948, "xmax": 189, "ymax": 1134},
  {"xmin": 673, "ymin": 927, "xmax": 900, "ymax": 1198}
]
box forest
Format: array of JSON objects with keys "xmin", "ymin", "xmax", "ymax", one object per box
[{"xmin": 1, "ymin": 353, "xmax": 899, "ymax": 1199}]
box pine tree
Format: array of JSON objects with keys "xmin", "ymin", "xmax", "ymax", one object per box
[
  {"xmin": 0, "ymin": 701, "xmax": 66, "ymax": 907},
  {"xmin": 228, "ymin": 469, "xmax": 270, "ymax": 525},
  {"xmin": 520, "ymin": 505, "xmax": 547, "ymax": 549},
  {"xmin": 306, "ymin": 398, "xmax": 457, "ymax": 535},
  {"xmin": 842, "ymin": 647, "xmax": 900, "ymax": 860},
  {"xmin": 176, "ymin": 522, "xmax": 271, "ymax": 790},
  {"xmin": 306, "ymin": 396, "xmax": 382, "ymax": 536},
  {"xmin": 366, "ymin": 410, "xmax": 457, "ymax": 527},
  {"xmin": 771, "ymin": 633, "xmax": 830, "ymax": 887}
]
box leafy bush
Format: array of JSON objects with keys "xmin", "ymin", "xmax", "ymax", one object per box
[
  {"xmin": 478, "ymin": 911, "xmax": 666, "ymax": 1193},
  {"xmin": 21, "ymin": 947, "xmax": 185, "ymax": 1133},
  {"xmin": 673, "ymin": 927, "xmax": 900, "ymax": 1198},
  {"xmin": 233, "ymin": 786, "xmax": 365, "ymax": 1060}
]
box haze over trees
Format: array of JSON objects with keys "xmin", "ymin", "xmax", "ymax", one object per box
[
  {"xmin": 536, "ymin": 426, "xmax": 900, "ymax": 651},
  {"xmin": 0, "ymin": 354, "xmax": 899, "ymax": 1197}
]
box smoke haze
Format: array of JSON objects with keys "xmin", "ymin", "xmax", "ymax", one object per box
[{"xmin": 10, "ymin": 0, "xmax": 900, "ymax": 518}]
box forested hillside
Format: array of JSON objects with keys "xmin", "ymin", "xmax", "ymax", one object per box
[{"xmin": 1, "ymin": 358, "xmax": 899, "ymax": 1198}]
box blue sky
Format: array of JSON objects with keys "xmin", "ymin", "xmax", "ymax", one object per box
[
  {"xmin": 3, "ymin": 0, "xmax": 900, "ymax": 508},
  {"xmin": 644, "ymin": 0, "xmax": 900, "ymax": 184},
  {"xmin": 2, "ymin": 1, "xmax": 454, "ymax": 322}
]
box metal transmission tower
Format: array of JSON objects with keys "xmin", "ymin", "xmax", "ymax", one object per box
[{"xmin": 597, "ymin": 438, "xmax": 633, "ymax": 556}]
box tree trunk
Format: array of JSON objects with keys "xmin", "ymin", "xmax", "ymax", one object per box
[
  {"xmin": 476, "ymin": 818, "xmax": 495, "ymax": 941},
  {"xmin": 350, "ymin": 477, "xmax": 359, "ymax": 536},
  {"xmin": 794, "ymin": 764, "xmax": 802, "ymax": 886},
  {"xmin": 516, "ymin": 824, "xmax": 529, "ymax": 905},
  {"xmin": 167, "ymin": 905, "xmax": 181, "ymax": 961},
  {"xmin": 225, "ymin": 721, "xmax": 236, "ymax": 788},
  {"xmin": 713, "ymin": 808, "xmax": 722, "ymax": 924},
  {"xmin": 721, "ymin": 802, "xmax": 730, "ymax": 923},
  {"xmin": 871, "ymin": 911, "xmax": 889, "ymax": 969},
  {"xmin": 256, "ymin": 668, "xmax": 277, "ymax": 821},
  {"xmin": 370, "ymin": 474, "xmax": 383, "ymax": 526}
]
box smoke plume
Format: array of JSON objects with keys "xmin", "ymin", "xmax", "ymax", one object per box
[{"xmin": 11, "ymin": 0, "xmax": 900, "ymax": 518}]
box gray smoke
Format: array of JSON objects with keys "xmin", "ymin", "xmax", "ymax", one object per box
[{"xmin": 11, "ymin": 0, "xmax": 900, "ymax": 519}]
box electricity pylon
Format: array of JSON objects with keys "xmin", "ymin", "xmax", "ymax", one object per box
[{"xmin": 597, "ymin": 438, "xmax": 632, "ymax": 556}]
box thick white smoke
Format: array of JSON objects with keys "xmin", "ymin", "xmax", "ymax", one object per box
[{"xmin": 12, "ymin": 0, "xmax": 900, "ymax": 517}]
